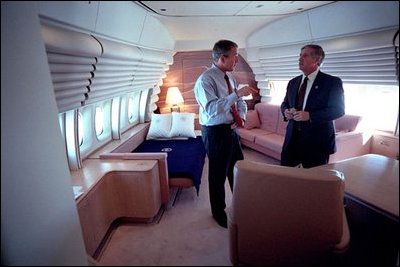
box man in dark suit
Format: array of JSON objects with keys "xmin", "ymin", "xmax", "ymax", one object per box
[{"xmin": 281, "ymin": 44, "xmax": 345, "ymax": 168}]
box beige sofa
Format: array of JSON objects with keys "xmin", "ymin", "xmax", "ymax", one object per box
[{"xmin": 238, "ymin": 103, "xmax": 371, "ymax": 163}]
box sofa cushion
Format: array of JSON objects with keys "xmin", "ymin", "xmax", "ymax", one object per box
[
  {"xmin": 244, "ymin": 110, "xmax": 261, "ymax": 130},
  {"xmin": 255, "ymin": 133, "xmax": 285, "ymax": 154},
  {"xmin": 334, "ymin": 114, "xmax": 361, "ymax": 132},
  {"xmin": 255, "ymin": 103, "xmax": 280, "ymax": 132},
  {"xmin": 237, "ymin": 128, "xmax": 273, "ymax": 142},
  {"xmin": 276, "ymin": 112, "xmax": 288, "ymax": 136},
  {"xmin": 238, "ymin": 103, "xmax": 367, "ymax": 164}
]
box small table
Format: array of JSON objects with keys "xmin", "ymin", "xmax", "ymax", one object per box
[
  {"xmin": 318, "ymin": 154, "xmax": 399, "ymax": 221},
  {"xmin": 318, "ymin": 154, "xmax": 399, "ymax": 265}
]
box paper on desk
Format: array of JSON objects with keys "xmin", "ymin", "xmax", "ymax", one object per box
[{"xmin": 73, "ymin": 186, "xmax": 84, "ymax": 200}]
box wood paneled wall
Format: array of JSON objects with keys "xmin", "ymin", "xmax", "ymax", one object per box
[{"xmin": 157, "ymin": 51, "xmax": 260, "ymax": 115}]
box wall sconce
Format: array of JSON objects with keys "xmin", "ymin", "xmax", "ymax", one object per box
[{"xmin": 166, "ymin": 86, "xmax": 184, "ymax": 112}]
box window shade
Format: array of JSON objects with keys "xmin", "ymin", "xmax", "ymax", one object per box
[
  {"xmin": 41, "ymin": 24, "xmax": 101, "ymax": 112},
  {"xmin": 250, "ymin": 28, "xmax": 398, "ymax": 86},
  {"xmin": 41, "ymin": 23, "xmax": 173, "ymax": 112}
]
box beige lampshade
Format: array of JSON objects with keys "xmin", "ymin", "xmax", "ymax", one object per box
[{"xmin": 166, "ymin": 87, "xmax": 184, "ymax": 105}]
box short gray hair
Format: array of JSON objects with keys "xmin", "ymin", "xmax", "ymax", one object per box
[{"xmin": 301, "ymin": 44, "xmax": 325, "ymax": 66}]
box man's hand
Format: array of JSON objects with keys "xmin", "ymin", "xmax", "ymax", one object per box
[
  {"xmin": 237, "ymin": 85, "xmax": 258, "ymax": 98},
  {"xmin": 292, "ymin": 110, "xmax": 310, "ymax": 121},
  {"xmin": 284, "ymin": 108, "xmax": 296, "ymax": 120}
]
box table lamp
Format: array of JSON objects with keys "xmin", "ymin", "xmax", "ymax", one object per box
[{"xmin": 166, "ymin": 86, "xmax": 184, "ymax": 112}]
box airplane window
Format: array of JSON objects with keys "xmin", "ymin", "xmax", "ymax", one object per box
[
  {"xmin": 343, "ymin": 84, "xmax": 398, "ymax": 133},
  {"xmin": 127, "ymin": 92, "xmax": 140, "ymax": 125},
  {"xmin": 95, "ymin": 106, "xmax": 104, "ymax": 137},
  {"xmin": 269, "ymin": 80, "xmax": 399, "ymax": 133},
  {"xmin": 78, "ymin": 102, "xmax": 111, "ymax": 160},
  {"xmin": 269, "ymin": 81, "xmax": 288, "ymax": 106}
]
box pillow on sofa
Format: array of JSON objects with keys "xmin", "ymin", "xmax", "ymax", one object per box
[
  {"xmin": 146, "ymin": 113, "xmax": 172, "ymax": 139},
  {"xmin": 334, "ymin": 114, "xmax": 361, "ymax": 133},
  {"xmin": 169, "ymin": 112, "xmax": 196, "ymax": 138},
  {"xmin": 244, "ymin": 110, "xmax": 261, "ymax": 130}
]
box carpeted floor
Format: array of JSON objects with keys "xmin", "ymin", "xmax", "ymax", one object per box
[{"xmin": 97, "ymin": 148, "xmax": 279, "ymax": 266}]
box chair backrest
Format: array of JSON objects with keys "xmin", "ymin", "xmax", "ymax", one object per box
[{"xmin": 228, "ymin": 160, "xmax": 347, "ymax": 266}]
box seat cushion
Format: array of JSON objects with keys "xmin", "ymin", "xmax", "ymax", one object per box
[
  {"xmin": 237, "ymin": 128, "xmax": 272, "ymax": 142},
  {"xmin": 254, "ymin": 133, "xmax": 285, "ymax": 154},
  {"xmin": 244, "ymin": 110, "xmax": 261, "ymax": 130},
  {"xmin": 255, "ymin": 103, "xmax": 280, "ymax": 132},
  {"xmin": 276, "ymin": 112, "xmax": 288, "ymax": 136}
]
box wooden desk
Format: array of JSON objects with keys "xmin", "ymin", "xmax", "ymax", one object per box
[
  {"xmin": 318, "ymin": 154, "xmax": 399, "ymax": 221},
  {"xmin": 71, "ymin": 159, "xmax": 162, "ymax": 256}
]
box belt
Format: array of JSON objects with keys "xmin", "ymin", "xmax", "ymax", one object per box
[{"xmin": 203, "ymin": 123, "xmax": 232, "ymax": 129}]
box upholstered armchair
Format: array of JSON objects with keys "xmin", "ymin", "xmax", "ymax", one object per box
[{"xmin": 228, "ymin": 160, "xmax": 350, "ymax": 266}]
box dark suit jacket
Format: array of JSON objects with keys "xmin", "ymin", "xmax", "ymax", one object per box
[{"xmin": 280, "ymin": 71, "xmax": 345, "ymax": 161}]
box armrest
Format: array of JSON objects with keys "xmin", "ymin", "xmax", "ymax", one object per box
[
  {"xmin": 100, "ymin": 152, "xmax": 169, "ymax": 204},
  {"xmin": 335, "ymin": 130, "xmax": 363, "ymax": 140},
  {"xmin": 330, "ymin": 131, "xmax": 372, "ymax": 163}
]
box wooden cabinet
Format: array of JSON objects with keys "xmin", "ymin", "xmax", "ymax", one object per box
[
  {"xmin": 371, "ymin": 132, "xmax": 399, "ymax": 159},
  {"xmin": 74, "ymin": 160, "xmax": 160, "ymax": 257}
]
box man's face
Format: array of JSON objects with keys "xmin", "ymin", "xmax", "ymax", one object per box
[
  {"xmin": 299, "ymin": 47, "xmax": 319, "ymax": 75},
  {"xmin": 221, "ymin": 47, "xmax": 239, "ymax": 72}
]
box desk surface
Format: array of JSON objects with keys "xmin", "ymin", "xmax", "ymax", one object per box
[
  {"xmin": 319, "ymin": 154, "xmax": 399, "ymax": 219},
  {"xmin": 70, "ymin": 159, "xmax": 157, "ymax": 193}
]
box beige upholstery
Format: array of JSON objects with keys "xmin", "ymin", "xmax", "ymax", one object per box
[
  {"xmin": 228, "ymin": 160, "xmax": 350, "ymax": 266},
  {"xmin": 237, "ymin": 103, "xmax": 370, "ymax": 162}
]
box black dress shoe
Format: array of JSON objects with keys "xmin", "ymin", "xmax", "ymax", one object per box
[{"xmin": 213, "ymin": 214, "xmax": 227, "ymax": 228}]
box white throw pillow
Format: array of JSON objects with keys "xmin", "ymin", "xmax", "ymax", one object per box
[
  {"xmin": 169, "ymin": 112, "xmax": 196, "ymax": 138},
  {"xmin": 146, "ymin": 113, "xmax": 172, "ymax": 139}
]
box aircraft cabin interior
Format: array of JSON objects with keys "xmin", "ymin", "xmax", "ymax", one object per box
[{"xmin": 2, "ymin": 1, "xmax": 399, "ymax": 266}]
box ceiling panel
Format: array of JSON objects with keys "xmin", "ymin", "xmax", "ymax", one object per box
[
  {"xmin": 139, "ymin": 1, "xmax": 334, "ymax": 16},
  {"xmin": 135, "ymin": 1, "xmax": 335, "ymax": 51}
]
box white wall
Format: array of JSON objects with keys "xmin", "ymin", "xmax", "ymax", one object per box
[
  {"xmin": 1, "ymin": 2, "xmax": 87, "ymax": 265},
  {"xmin": 246, "ymin": 1, "xmax": 399, "ymax": 50},
  {"xmin": 37, "ymin": 1, "xmax": 175, "ymax": 51}
]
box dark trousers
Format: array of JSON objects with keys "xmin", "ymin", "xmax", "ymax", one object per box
[
  {"xmin": 281, "ymin": 128, "xmax": 329, "ymax": 168},
  {"xmin": 201, "ymin": 124, "xmax": 244, "ymax": 218}
]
